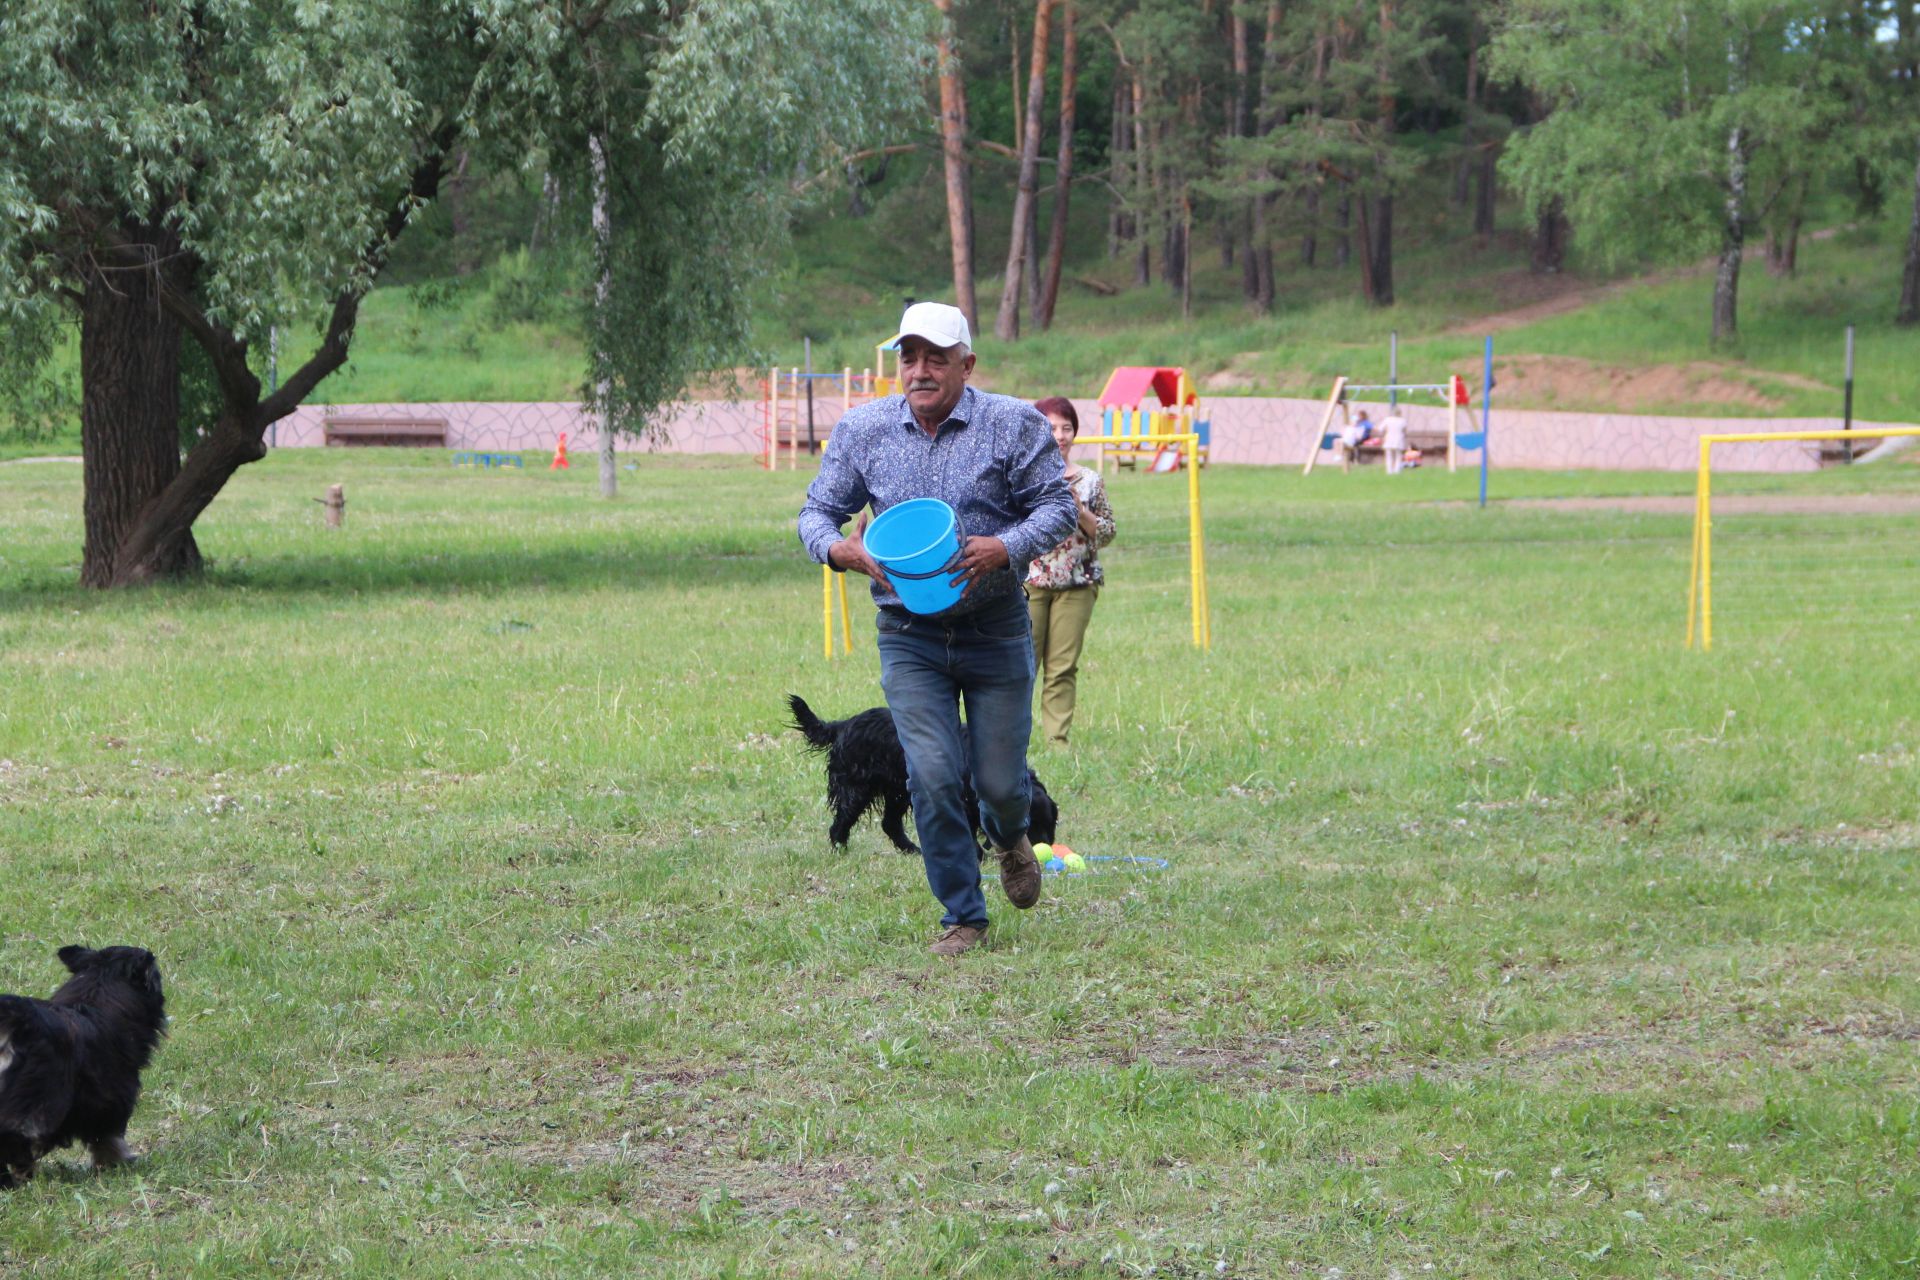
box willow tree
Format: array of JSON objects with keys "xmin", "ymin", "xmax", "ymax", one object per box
[{"xmin": 0, "ymin": 0, "xmax": 924, "ymax": 587}]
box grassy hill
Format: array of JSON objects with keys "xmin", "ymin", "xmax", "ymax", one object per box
[
  {"xmin": 310, "ymin": 160, "xmax": 1920, "ymax": 423},
  {"xmin": 7, "ymin": 161, "xmax": 1915, "ymax": 460}
]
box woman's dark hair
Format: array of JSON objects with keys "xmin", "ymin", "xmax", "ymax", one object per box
[{"xmin": 1033, "ymin": 397, "xmax": 1079, "ymax": 435}]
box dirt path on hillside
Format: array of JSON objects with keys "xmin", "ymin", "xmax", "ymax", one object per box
[
  {"xmin": 1458, "ymin": 226, "xmax": 1851, "ymax": 337},
  {"xmin": 1498, "ymin": 493, "xmax": 1920, "ymax": 517}
]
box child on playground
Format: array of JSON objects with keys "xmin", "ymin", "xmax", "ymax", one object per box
[
  {"xmin": 1381, "ymin": 409, "xmax": 1409, "ymax": 474},
  {"xmin": 1024, "ymin": 397, "xmax": 1116, "ymax": 746},
  {"xmin": 1340, "ymin": 410, "xmax": 1373, "ymax": 472}
]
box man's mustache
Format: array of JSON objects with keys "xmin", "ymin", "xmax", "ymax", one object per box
[{"xmin": 908, "ymin": 379, "xmax": 941, "ymax": 392}]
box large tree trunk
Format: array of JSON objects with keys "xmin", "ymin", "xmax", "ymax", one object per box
[
  {"xmin": 1358, "ymin": 192, "xmax": 1395, "ymax": 306},
  {"xmin": 1250, "ymin": 0, "xmax": 1284, "ymax": 312},
  {"xmin": 1107, "ymin": 76, "xmax": 1128, "ymax": 258},
  {"xmin": 1765, "ymin": 220, "xmax": 1800, "ymax": 277},
  {"xmin": 1455, "ymin": 42, "xmax": 1477, "ymax": 207},
  {"xmin": 1712, "ymin": 124, "xmax": 1748, "ymax": 344},
  {"xmin": 1132, "ymin": 74, "xmax": 1152, "ymax": 286},
  {"xmin": 996, "ymin": 0, "xmax": 1053, "ymax": 340},
  {"xmin": 934, "ymin": 0, "xmax": 978, "ymax": 333},
  {"xmin": 1898, "ymin": 140, "xmax": 1920, "ymax": 325},
  {"xmin": 1232, "ymin": 8, "xmax": 1259, "ymax": 299},
  {"xmin": 81, "ymin": 140, "xmax": 452, "ymax": 589},
  {"xmin": 445, "ymin": 148, "xmax": 477, "ymax": 276},
  {"xmin": 1531, "ymin": 196, "xmax": 1569, "ymax": 272},
  {"xmin": 1766, "ymin": 171, "xmax": 1805, "ymax": 277},
  {"xmin": 1035, "ymin": 0, "xmax": 1076, "ymax": 331},
  {"xmin": 1474, "ymin": 148, "xmax": 1497, "ymax": 240},
  {"xmin": 1301, "ymin": 186, "xmax": 1320, "ymax": 267},
  {"xmin": 80, "ymin": 226, "xmax": 201, "ymax": 588}
]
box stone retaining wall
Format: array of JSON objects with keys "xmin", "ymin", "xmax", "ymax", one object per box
[{"xmin": 274, "ymin": 397, "xmax": 1910, "ymax": 473}]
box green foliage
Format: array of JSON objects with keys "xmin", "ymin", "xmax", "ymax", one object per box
[
  {"xmin": 1491, "ymin": 0, "xmax": 1879, "ymax": 267},
  {"xmin": 0, "ymin": 0, "xmax": 929, "ymax": 455},
  {"xmin": 467, "ymin": 0, "xmax": 934, "ymax": 440}
]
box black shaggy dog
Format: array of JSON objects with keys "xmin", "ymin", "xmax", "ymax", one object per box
[
  {"xmin": 0, "ymin": 946, "xmax": 167, "ymax": 1188},
  {"xmin": 788, "ymin": 694, "xmax": 1059, "ymax": 855}
]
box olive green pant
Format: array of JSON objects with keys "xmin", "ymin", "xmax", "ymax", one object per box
[{"xmin": 1024, "ymin": 583, "xmax": 1098, "ymax": 744}]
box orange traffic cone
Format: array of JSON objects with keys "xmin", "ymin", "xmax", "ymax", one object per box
[{"xmin": 550, "ymin": 432, "xmax": 570, "ymax": 470}]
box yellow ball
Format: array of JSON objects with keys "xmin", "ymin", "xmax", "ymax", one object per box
[
  {"xmin": 1061, "ymin": 851, "xmax": 1087, "ymax": 872},
  {"xmin": 1030, "ymin": 842, "xmax": 1052, "ymax": 862}
]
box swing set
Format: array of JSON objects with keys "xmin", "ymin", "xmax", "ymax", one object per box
[{"xmin": 1301, "ymin": 373, "xmax": 1477, "ymax": 475}]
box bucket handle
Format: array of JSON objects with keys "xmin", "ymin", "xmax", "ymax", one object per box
[
  {"xmin": 881, "ymin": 554, "xmax": 962, "ymax": 582},
  {"xmin": 871, "ymin": 512, "xmax": 965, "ymax": 580}
]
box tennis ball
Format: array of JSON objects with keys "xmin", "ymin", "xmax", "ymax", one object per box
[
  {"xmin": 1030, "ymin": 842, "xmax": 1052, "ymax": 862},
  {"xmin": 1061, "ymin": 851, "xmax": 1087, "ymax": 873}
]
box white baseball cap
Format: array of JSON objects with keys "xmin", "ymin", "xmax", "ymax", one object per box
[{"xmin": 884, "ymin": 302, "xmax": 972, "ymax": 352}]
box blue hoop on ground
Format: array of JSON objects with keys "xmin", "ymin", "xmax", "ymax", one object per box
[{"xmin": 1042, "ymin": 854, "xmax": 1172, "ymax": 876}]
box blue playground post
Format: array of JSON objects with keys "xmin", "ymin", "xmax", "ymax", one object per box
[{"xmin": 1479, "ymin": 335, "xmax": 1492, "ymax": 509}]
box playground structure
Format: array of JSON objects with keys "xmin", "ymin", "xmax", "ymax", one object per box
[
  {"xmin": 1095, "ymin": 367, "xmax": 1209, "ymax": 473},
  {"xmin": 761, "ymin": 346, "xmax": 902, "ymax": 471},
  {"xmin": 1685, "ymin": 426, "xmax": 1920, "ymax": 651},
  {"xmin": 1301, "ymin": 373, "xmax": 1474, "ymax": 474}
]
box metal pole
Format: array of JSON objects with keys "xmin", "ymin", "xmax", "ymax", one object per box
[
  {"xmin": 1388, "ymin": 330, "xmax": 1399, "ymax": 411},
  {"xmin": 805, "ymin": 337, "xmax": 816, "ymax": 453},
  {"xmin": 1841, "ymin": 325, "xmax": 1855, "ymax": 464},
  {"xmin": 1479, "ymin": 335, "xmax": 1492, "ymax": 509}
]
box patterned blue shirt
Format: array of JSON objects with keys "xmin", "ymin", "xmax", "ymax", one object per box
[{"xmin": 797, "ymin": 385, "xmax": 1078, "ymax": 616}]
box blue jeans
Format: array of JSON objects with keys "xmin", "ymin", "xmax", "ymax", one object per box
[{"xmin": 876, "ymin": 596, "xmax": 1037, "ymax": 929}]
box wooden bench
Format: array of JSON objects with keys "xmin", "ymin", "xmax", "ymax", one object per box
[
  {"xmin": 1352, "ymin": 428, "xmax": 1451, "ymax": 465},
  {"xmin": 323, "ymin": 417, "xmax": 448, "ymax": 448}
]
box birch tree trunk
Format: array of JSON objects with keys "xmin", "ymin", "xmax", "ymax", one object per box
[
  {"xmin": 590, "ymin": 130, "xmax": 617, "ymax": 498},
  {"xmin": 1712, "ymin": 123, "xmax": 1748, "ymax": 344},
  {"xmin": 996, "ymin": 0, "xmax": 1053, "ymax": 340}
]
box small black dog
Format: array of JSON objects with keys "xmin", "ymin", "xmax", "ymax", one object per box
[
  {"xmin": 0, "ymin": 946, "xmax": 167, "ymax": 1188},
  {"xmin": 788, "ymin": 694, "xmax": 1059, "ymax": 855}
]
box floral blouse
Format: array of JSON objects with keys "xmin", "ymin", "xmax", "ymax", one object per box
[{"xmin": 1025, "ymin": 467, "xmax": 1116, "ymax": 590}]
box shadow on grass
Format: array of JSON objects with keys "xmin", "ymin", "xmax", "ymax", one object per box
[{"xmin": 0, "ymin": 544, "xmax": 810, "ymax": 612}]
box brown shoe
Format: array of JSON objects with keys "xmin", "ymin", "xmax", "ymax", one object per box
[
  {"xmin": 930, "ymin": 924, "xmax": 987, "ymax": 957},
  {"xmin": 998, "ymin": 837, "xmax": 1042, "ymax": 909}
]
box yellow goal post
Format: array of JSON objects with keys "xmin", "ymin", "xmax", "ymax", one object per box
[{"xmin": 1685, "ymin": 427, "xmax": 1920, "ymax": 650}]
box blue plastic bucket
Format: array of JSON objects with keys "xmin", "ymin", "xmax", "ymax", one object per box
[{"xmin": 865, "ymin": 498, "xmax": 964, "ymax": 614}]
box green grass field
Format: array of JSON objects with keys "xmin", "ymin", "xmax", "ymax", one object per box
[{"xmin": 2, "ymin": 452, "xmax": 1918, "ymax": 1277}]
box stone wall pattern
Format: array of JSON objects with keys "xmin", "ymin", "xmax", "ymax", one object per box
[{"xmin": 271, "ymin": 397, "xmax": 1910, "ymax": 473}]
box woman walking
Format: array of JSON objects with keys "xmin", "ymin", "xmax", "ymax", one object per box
[{"xmin": 1024, "ymin": 397, "xmax": 1116, "ymax": 746}]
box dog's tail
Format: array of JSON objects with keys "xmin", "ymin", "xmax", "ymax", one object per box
[{"xmin": 786, "ymin": 694, "xmax": 835, "ymax": 752}]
